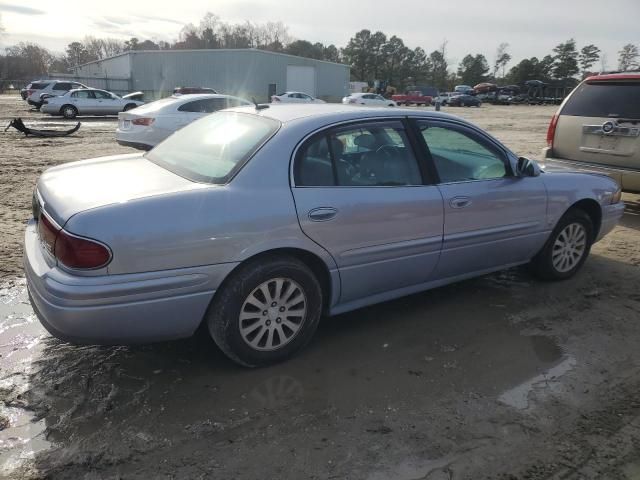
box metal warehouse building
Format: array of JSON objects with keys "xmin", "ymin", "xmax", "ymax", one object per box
[{"xmin": 73, "ymin": 49, "xmax": 350, "ymax": 102}]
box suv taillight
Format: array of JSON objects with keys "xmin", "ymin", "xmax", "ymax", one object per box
[
  {"xmin": 38, "ymin": 213, "xmax": 111, "ymax": 269},
  {"xmin": 546, "ymin": 113, "xmax": 559, "ymax": 148}
]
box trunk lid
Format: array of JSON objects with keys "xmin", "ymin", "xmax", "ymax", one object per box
[{"xmin": 37, "ymin": 153, "xmax": 202, "ymax": 226}]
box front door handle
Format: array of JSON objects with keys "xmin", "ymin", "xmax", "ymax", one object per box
[
  {"xmin": 308, "ymin": 207, "xmax": 337, "ymax": 222},
  {"xmin": 450, "ymin": 196, "xmax": 472, "ymax": 209}
]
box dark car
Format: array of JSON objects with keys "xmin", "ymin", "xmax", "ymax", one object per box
[
  {"xmin": 173, "ymin": 87, "xmax": 218, "ymax": 95},
  {"xmin": 449, "ymin": 94, "xmax": 482, "ymax": 107}
]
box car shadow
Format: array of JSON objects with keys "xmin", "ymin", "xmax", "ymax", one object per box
[
  {"xmin": 621, "ymin": 196, "xmax": 640, "ymax": 231},
  {"xmin": 18, "ymin": 249, "xmax": 640, "ymax": 478}
]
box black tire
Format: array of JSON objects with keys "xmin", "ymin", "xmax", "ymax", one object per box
[
  {"xmin": 61, "ymin": 105, "xmax": 78, "ymax": 119},
  {"xmin": 530, "ymin": 208, "xmax": 594, "ymax": 281},
  {"xmin": 388, "ymin": 103, "xmax": 395, "ymax": 107},
  {"xmin": 123, "ymin": 103, "xmax": 137, "ymax": 111},
  {"xmin": 206, "ymin": 255, "xmax": 323, "ymax": 367}
]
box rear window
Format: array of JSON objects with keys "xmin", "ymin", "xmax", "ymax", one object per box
[
  {"xmin": 562, "ymin": 81, "xmax": 640, "ymax": 119},
  {"xmin": 146, "ymin": 112, "xmax": 279, "ymax": 184}
]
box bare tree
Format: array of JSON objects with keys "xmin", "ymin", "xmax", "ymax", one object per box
[
  {"xmin": 493, "ymin": 42, "xmax": 511, "ymax": 79},
  {"xmin": 618, "ymin": 43, "xmax": 639, "ymax": 71}
]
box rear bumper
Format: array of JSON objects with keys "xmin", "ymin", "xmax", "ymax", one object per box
[
  {"xmin": 542, "ymin": 149, "xmax": 640, "ymax": 193},
  {"xmin": 24, "ymin": 220, "xmax": 238, "ymax": 344},
  {"xmin": 27, "ymin": 99, "xmax": 41, "ymax": 107}
]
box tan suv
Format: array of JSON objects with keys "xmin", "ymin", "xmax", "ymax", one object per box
[{"xmin": 542, "ymin": 73, "xmax": 640, "ymax": 192}]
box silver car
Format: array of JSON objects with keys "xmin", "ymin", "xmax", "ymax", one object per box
[
  {"xmin": 24, "ymin": 105, "xmax": 624, "ymax": 367},
  {"xmin": 41, "ymin": 88, "xmax": 145, "ymax": 119}
]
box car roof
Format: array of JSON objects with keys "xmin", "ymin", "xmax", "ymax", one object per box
[
  {"xmin": 169, "ymin": 93, "xmax": 250, "ymax": 102},
  {"xmin": 585, "ymin": 73, "xmax": 640, "ymax": 82},
  {"xmin": 226, "ymin": 103, "xmax": 467, "ymax": 125}
]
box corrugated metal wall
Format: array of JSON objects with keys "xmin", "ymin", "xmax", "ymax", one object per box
[{"xmin": 127, "ymin": 50, "xmax": 350, "ymax": 102}]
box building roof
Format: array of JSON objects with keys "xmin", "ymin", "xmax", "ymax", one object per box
[{"xmin": 76, "ymin": 48, "xmax": 349, "ymax": 69}]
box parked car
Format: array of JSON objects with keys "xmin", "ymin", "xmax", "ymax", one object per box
[
  {"xmin": 342, "ymin": 92, "xmax": 397, "ymax": 107},
  {"xmin": 41, "ymin": 89, "xmax": 145, "ymax": 118},
  {"xmin": 271, "ymin": 92, "xmax": 325, "ymax": 103},
  {"xmin": 173, "ymin": 86, "xmax": 218, "ymax": 95},
  {"xmin": 116, "ymin": 94, "xmax": 252, "ymax": 150},
  {"xmin": 391, "ymin": 90, "xmax": 432, "ymax": 106},
  {"xmin": 454, "ymin": 85, "xmax": 475, "ymax": 94},
  {"xmin": 448, "ymin": 94, "xmax": 482, "ymax": 107},
  {"xmin": 433, "ymin": 92, "xmax": 455, "ymax": 105},
  {"xmin": 25, "ymin": 80, "xmax": 89, "ymax": 109},
  {"xmin": 25, "ymin": 104, "xmax": 624, "ymax": 367},
  {"xmin": 542, "ymin": 72, "xmax": 640, "ymax": 193}
]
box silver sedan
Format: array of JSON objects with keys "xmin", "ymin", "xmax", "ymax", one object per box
[
  {"xmin": 41, "ymin": 88, "xmax": 144, "ymax": 118},
  {"xmin": 24, "ymin": 104, "xmax": 625, "ymax": 366}
]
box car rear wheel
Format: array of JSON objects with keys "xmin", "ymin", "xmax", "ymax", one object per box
[
  {"xmin": 123, "ymin": 103, "xmax": 137, "ymax": 111},
  {"xmin": 530, "ymin": 209, "xmax": 594, "ymax": 280},
  {"xmin": 206, "ymin": 255, "xmax": 323, "ymax": 367},
  {"xmin": 460, "ymin": 101, "xmax": 465, "ymax": 107},
  {"xmin": 61, "ymin": 105, "xmax": 78, "ymax": 119}
]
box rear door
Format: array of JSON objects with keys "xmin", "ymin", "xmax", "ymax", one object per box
[
  {"xmin": 414, "ymin": 119, "xmax": 548, "ymax": 279},
  {"xmin": 291, "ymin": 119, "xmax": 444, "ymax": 305},
  {"xmin": 553, "ymin": 79, "xmax": 640, "ymax": 172},
  {"xmin": 70, "ymin": 90, "xmax": 97, "ymax": 113}
]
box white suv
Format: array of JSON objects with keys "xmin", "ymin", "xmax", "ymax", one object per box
[{"xmin": 26, "ymin": 80, "xmax": 88, "ymax": 109}]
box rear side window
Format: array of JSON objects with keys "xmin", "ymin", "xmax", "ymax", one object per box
[
  {"xmin": 562, "ymin": 82, "xmax": 640, "ymax": 119},
  {"xmin": 146, "ymin": 112, "xmax": 279, "ymax": 184},
  {"xmin": 71, "ymin": 90, "xmax": 94, "ymax": 99},
  {"xmin": 295, "ymin": 121, "xmax": 423, "ymax": 187},
  {"xmin": 30, "ymin": 82, "xmax": 49, "ymax": 89}
]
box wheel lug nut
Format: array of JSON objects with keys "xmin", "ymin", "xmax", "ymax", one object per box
[
  {"xmin": 279, "ymin": 307, "xmax": 285, "ymax": 312},
  {"xmin": 266, "ymin": 320, "xmax": 271, "ymax": 326},
  {"xmin": 271, "ymin": 302, "xmax": 277, "ymax": 307},
  {"xmin": 276, "ymin": 318, "xmax": 282, "ymax": 323},
  {"xmin": 262, "ymin": 310, "xmax": 268, "ymax": 316}
]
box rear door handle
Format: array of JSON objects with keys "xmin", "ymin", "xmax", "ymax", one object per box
[
  {"xmin": 308, "ymin": 207, "xmax": 337, "ymax": 222},
  {"xmin": 450, "ymin": 196, "xmax": 472, "ymax": 209}
]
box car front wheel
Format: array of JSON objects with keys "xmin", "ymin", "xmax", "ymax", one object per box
[
  {"xmin": 530, "ymin": 209, "xmax": 594, "ymax": 280},
  {"xmin": 61, "ymin": 105, "xmax": 78, "ymax": 119},
  {"xmin": 207, "ymin": 255, "xmax": 323, "ymax": 367}
]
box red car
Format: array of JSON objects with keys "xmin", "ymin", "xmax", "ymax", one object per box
[{"xmin": 391, "ymin": 90, "xmax": 433, "ymax": 106}]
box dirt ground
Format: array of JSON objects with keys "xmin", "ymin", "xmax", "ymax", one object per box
[{"xmin": 1, "ymin": 94, "xmax": 640, "ymax": 479}]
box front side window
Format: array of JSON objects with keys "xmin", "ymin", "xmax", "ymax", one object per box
[
  {"xmin": 418, "ymin": 122, "xmax": 508, "ymax": 183},
  {"xmin": 93, "ymin": 90, "xmax": 112, "ymax": 99},
  {"xmin": 295, "ymin": 121, "xmax": 422, "ymax": 187},
  {"xmin": 72, "ymin": 90, "xmax": 94, "ymax": 99},
  {"xmin": 146, "ymin": 112, "xmax": 279, "ymax": 184}
]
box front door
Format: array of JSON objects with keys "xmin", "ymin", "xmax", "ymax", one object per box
[
  {"xmin": 414, "ymin": 119, "xmax": 548, "ymax": 279},
  {"xmin": 290, "ymin": 119, "xmax": 444, "ymax": 305}
]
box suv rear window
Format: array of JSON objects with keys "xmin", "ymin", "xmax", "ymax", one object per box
[
  {"xmin": 146, "ymin": 112, "xmax": 279, "ymax": 184},
  {"xmin": 562, "ymin": 81, "xmax": 640, "ymax": 119}
]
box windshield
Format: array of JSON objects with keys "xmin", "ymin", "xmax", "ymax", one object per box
[
  {"xmin": 562, "ymin": 81, "xmax": 640, "ymax": 119},
  {"xmin": 146, "ymin": 111, "xmax": 279, "ymax": 184}
]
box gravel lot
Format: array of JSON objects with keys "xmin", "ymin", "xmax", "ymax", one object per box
[{"xmin": 1, "ymin": 94, "xmax": 640, "ymax": 479}]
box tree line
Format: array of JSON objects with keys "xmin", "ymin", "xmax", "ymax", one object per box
[{"xmin": 1, "ymin": 11, "xmax": 638, "ymax": 91}]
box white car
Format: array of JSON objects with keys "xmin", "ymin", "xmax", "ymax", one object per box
[
  {"xmin": 116, "ymin": 94, "xmax": 252, "ymax": 150},
  {"xmin": 342, "ymin": 92, "xmax": 397, "ymax": 107},
  {"xmin": 41, "ymin": 89, "xmax": 145, "ymax": 118},
  {"xmin": 433, "ymin": 92, "xmax": 455, "ymax": 105},
  {"xmin": 270, "ymin": 92, "xmax": 325, "ymax": 103},
  {"xmin": 26, "ymin": 80, "xmax": 89, "ymax": 109}
]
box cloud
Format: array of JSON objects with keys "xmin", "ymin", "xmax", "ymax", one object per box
[
  {"xmin": 134, "ymin": 14, "xmax": 184, "ymax": 26},
  {"xmin": 0, "ymin": 3, "xmax": 45, "ymax": 15}
]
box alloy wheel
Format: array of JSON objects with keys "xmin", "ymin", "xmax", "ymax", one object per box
[
  {"xmin": 552, "ymin": 223, "xmax": 587, "ymax": 273},
  {"xmin": 238, "ymin": 277, "xmax": 307, "ymax": 351}
]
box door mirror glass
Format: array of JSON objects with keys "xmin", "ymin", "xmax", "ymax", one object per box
[{"xmin": 517, "ymin": 157, "xmax": 541, "ymax": 177}]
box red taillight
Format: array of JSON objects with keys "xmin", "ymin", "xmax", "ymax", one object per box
[
  {"xmin": 54, "ymin": 230, "xmax": 111, "ymax": 269},
  {"xmin": 546, "ymin": 113, "xmax": 559, "ymax": 148},
  {"xmin": 27, "ymin": 89, "xmax": 35, "ymax": 96},
  {"xmin": 38, "ymin": 212, "xmax": 111, "ymax": 269},
  {"xmin": 132, "ymin": 118, "xmax": 154, "ymax": 126}
]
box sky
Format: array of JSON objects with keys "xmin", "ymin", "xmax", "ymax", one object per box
[{"xmin": 0, "ymin": 0, "xmax": 638, "ymax": 71}]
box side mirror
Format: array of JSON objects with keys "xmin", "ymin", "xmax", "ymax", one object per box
[{"xmin": 516, "ymin": 157, "xmax": 541, "ymax": 177}]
